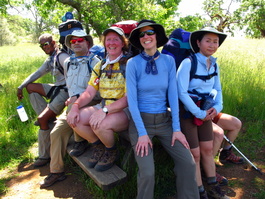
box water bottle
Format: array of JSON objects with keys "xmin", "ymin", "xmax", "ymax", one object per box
[
  {"xmin": 201, "ymin": 89, "xmax": 217, "ymax": 110},
  {"xmin": 17, "ymin": 105, "xmax": 29, "ymax": 122}
]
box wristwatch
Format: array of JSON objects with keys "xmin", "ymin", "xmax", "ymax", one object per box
[{"xmin": 102, "ymin": 107, "xmax": 108, "ymax": 114}]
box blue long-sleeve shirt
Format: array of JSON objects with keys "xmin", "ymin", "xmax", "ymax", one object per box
[
  {"xmin": 126, "ymin": 53, "xmax": 181, "ymax": 137},
  {"xmin": 177, "ymin": 52, "xmax": 223, "ymax": 119}
]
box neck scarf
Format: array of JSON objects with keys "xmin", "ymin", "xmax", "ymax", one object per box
[
  {"xmin": 101, "ymin": 53, "xmax": 124, "ymax": 70},
  {"xmin": 140, "ymin": 50, "xmax": 160, "ymax": 75}
]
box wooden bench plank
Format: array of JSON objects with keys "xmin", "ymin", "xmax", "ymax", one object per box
[{"xmin": 67, "ymin": 136, "xmax": 127, "ymax": 191}]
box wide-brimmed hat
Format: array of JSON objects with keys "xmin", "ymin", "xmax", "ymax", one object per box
[
  {"xmin": 65, "ymin": 29, "xmax": 93, "ymax": 49},
  {"xmin": 129, "ymin": 19, "xmax": 168, "ymax": 50},
  {"xmin": 190, "ymin": 27, "xmax": 227, "ymax": 53},
  {"xmin": 103, "ymin": 26, "xmax": 125, "ymax": 36}
]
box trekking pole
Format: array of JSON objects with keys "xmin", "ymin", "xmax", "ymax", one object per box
[{"xmin": 223, "ymin": 135, "xmax": 263, "ymax": 175}]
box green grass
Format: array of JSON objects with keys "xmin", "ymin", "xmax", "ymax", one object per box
[
  {"xmin": 0, "ymin": 39, "xmax": 265, "ymax": 198},
  {"xmin": 0, "ymin": 43, "xmax": 51, "ymax": 194}
]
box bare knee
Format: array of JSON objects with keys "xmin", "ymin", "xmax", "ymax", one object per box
[
  {"xmin": 191, "ymin": 150, "xmax": 201, "ymax": 163},
  {"xmin": 233, "ymin": 117, "xmax": 242, "ymax": 131},
  {"xmin": 200, "ymin": 145, "xmax": 213, "ymax": 157},
  {"xmin": 26, "ymin": 83, "xmax": 36, "ymax": 94}
]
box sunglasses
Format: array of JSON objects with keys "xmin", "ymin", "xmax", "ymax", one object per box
[
  {"xmin": 39, "ymin": 41, "xmax": 50, "ymax": 48},
  {"xmin": 70, "ymin": 37, "xmax": 85, "ymax": 44},
  {"xmin": 139, "ymin": 30, "xmax": 156, "ymax": 38}
]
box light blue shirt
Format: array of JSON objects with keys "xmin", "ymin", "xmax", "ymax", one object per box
[
  {"xmin": 126, "ymin": 53, "xmax": 181, "ymax": 137},
  {"xmin": 177, "ymin": 52, "xmax": 223, "ymax": 119}
]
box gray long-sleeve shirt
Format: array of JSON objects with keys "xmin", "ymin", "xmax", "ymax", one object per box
[{"xmin": 18, "ymin": 49, "xmax": 69, "ymax": 89}]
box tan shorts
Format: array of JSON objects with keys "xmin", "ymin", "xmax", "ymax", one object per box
[
  {"xmin": 92, "ymin": 103, "xmax": 130, "ymax": 120},
  {"xmin": 43, "ymin": 84, "xmax": 69, "ymax": 115}
]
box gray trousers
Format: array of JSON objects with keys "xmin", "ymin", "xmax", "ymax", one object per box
[
  {"xmin": 129, "ymin": 112, "xmax": 199, "ymax": 199},
  {"xmin": 29, "ymin": 84, "xmax": 69, "ymax": 115},
  {"xmin": 30, "ymin": 84, "xmax": 69, "ymax": 159},
  {"xmin": 38, "ymin": 122, "xmax": 55, "ymax": 159}
]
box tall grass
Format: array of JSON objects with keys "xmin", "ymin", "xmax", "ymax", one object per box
[
  {"xmin": 0, "ymin": 39, "xmax": 265, "ymax": 198},
  {"xmin": 216, "ymin": 38, "xmax": 265, "ymax": 156},
  {"xmin": 0, "ymin": 44, "xmax": 51, "ymax": 193}
]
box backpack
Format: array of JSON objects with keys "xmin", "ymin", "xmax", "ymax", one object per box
[
  {"xmin": 57, "ymin": 18, "xmax": 83, "ymax": 75},
  {"xmin": 112, "ymin": 20, "xmax": 140, "ymax": 58},
  {"xmin": 112, "ymin": 20, "xmax": 138, "ymax": 37},
  {"xmin": 58, "ymin": 19, "xmax": 83, "ymax": 47},
  {"xmin": 162, "ymin": 28, "xmax": 217, "ymax": 81},
  {"xmin": 89, "ymin": 45, "xmax": 105, "ymax": 60}
]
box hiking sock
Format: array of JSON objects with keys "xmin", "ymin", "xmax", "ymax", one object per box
[
  {"xmin": 105, "ymin": 145, "xmax": 117, "ymax": 151},
  {"xmin": 198, "ymin": 185, "xmax": 205, "ymax": 193},
  {"xmin": 223, "ymin": 145, "xmax": 232, "ymax": 150},
  {"xmin": 92, "ymin": 139, "xmax": 102, "ymax": 146},
  {"xmin": 207, "ymin": 176, "xmax": 217, "ymax": 185}
]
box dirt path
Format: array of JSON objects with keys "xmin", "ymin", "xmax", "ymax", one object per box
[
  {"xmin": 1, "ymin": 156, "xmax": 264, "ymax": 199},
  {"xmin": 1, "ymin": 162, "xmax": 93, "ymax": 199}
]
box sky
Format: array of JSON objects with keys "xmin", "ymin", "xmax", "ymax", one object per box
[{"xmin": 178, "ymin": 0, "xmax": 205, "ymax": 17}]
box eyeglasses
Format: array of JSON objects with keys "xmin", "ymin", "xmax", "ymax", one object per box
[
  {"xmin": 139, "ymin": 30, "xmax": 155, "ymax": 38},
  {"xmin": 39, "ymin": 41, "xmax": 50, "ymax": 48},
  {"xmin": 70, "ymin": 38, "xmax": 85, "ymax": 44}
]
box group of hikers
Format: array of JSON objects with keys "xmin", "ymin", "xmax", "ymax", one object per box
[{"xmin": 17, "ymin": 18, "xmax": 245, "ymax": 199}]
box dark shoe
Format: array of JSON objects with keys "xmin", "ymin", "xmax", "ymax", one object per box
[
  {"xmin": 69, "ymin": 140, "xmax": 89, "ymax": 157},
  {"xmin": 40, "ymin": 172, "xmax": 66, "ymax": 188},
  {"xmin": 216, "ymin": 172, "xmax": 228, "ymax": 186},
  {"xmin": 219, "ymin": 148, "xmax": 244, "ymax": 164},
  {"xmin": 94, "ymin": 148, "xmax": 119, "ymax": 172},
  {"xmin": 200, "ymin": 190, "xmax": 209, "ymax": 199},
  {"xmin": 207, "ymin": 183, "xmax": 230, "ymax": 199},
  {"xmin": 33, "ymin": 158, "xmax": 50, "ymax": 167},
  {"xmin": 87, "ymin": 143, "xmax": 105, "ymax": 168}
]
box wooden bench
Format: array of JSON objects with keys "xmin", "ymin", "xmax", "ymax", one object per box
[{"xmin": 66, "ymin": 132, "xmax": 132, "ymax": 191}]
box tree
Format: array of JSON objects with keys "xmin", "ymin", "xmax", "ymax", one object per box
[
  {"xmin": 31, "ymin": 0, "xmax": 181, "ymax": 38},
  {"xmin": 0, "ymin": 17, "xmax": 17, "ymax": 46},
  {"xmin": 239, "ymin": 0, "xmax": 265, "ymax": 38},
  {"xmin": 178, "ymin": 15, "xmax": 206, "ymax": 32},
  {"xmin": 202, "ymin": 0, "xmax": 241, "ymax": 33}
]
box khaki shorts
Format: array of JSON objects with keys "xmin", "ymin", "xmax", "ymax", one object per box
[
  {"xmin": 43, "ymin": 84, "xmax": 69, "ymax": 115},
  {"xmin": 92, "ymin": 103, "xmax": 130, "ymax": 120}
]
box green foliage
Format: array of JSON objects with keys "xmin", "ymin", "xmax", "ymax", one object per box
[
  {"xmin": 0, "ymin": 43, "xmax": 51, "ymax": 194},
  {"xmin": 240, "ymin": 0, "xmax": 265, "ymax": 38},
  {"xmin": 202, "ymin": 0, "xmax": 241, "ymax": 32},
  {"xmin": 252, "ymin": 177, "xmax": 265, "ymax": 198},
  {"xmin": 0, "ymin": 17, "xmax": 17, "ymax": 46},
  {"xmin": 178, "ymin": 15, "xmax": 206, "ymax": 32},
  {"xmin": 215, "ymin": 38, "xmax": 265, "ymax": 155}
]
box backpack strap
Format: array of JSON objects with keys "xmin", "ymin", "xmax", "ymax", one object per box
[
  {"xmin": 98, "ymin": 55, "xmax": 127, "ymax": 79},
  {"xmin": 187, "ymin": 53, "xmax": 198, "ymax": 81},
  {"xmin": 55, "ymin": 50, "xmax": 67, "ymax": 75},
  {"xmin": 188, "ymin": 54, "xmax": 217, "ymax": 82},
  {"xmin": 67, "ymin": 56, "xmax": 97, "ymax": 76}
]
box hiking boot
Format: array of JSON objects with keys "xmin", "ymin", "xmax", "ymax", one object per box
[
  {"xmin": 94, "ymin": 148, "xmax": 119, "ymax": 172},
  {"xmin": 33, "ymin": 158, "xmax": 50, "ymax": 167},
  {"xmin": 40, "ymin": 172, "xmax": 66, "ymax": 188},
  {"xmin": 199, "ymin": 190, "xmax": 209, "ymax": 199},
  {"xmin": 219, "ymin": 148, "xmax": 244, "ymax": 164},
  {"xmin": 87, "ymin": 143, "xmax": 105, "ymax": 168},
  {"xmin": 216, "ymin": 172, "xmax": 228, "ymax": 186},
  {"xmin": 207, "ymin": 183, "xmax": 230, "ymax": 199},
  {"xmin": 69, "ymin": 140, "xmax": 89, "ymax": 157}
]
